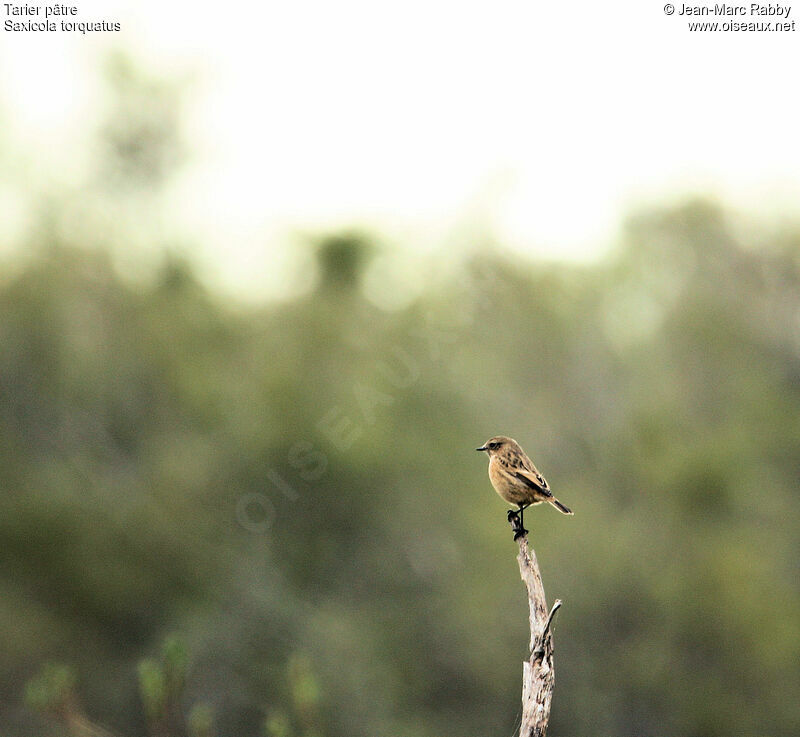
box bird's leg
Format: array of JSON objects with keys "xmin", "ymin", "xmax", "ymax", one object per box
[
  {"xmin": 514, "ymin": 504, "xmax": 529, "ymax": 541},
  {"xmin": 507, "ymin": 509, "xmax": 523, "ymax": 539}
]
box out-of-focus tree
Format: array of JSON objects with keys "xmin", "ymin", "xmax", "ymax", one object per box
[{"xmin": 1, "ymin": 54, "xmax": 798, "ymax": 737}]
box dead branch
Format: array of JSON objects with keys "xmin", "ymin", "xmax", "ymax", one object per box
[{"xmin": 509, "ymin": 517, "xmax": 562, "ymax": 737}]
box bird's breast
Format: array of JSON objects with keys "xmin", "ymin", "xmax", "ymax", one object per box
[{"xmin": 488, "ymin": 457, "xmax": 527, "ymax": 504}]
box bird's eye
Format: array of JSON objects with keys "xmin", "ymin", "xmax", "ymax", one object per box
[{"xmin": 489, "ymin": 442, "xmax": 497, "ymax": 449}]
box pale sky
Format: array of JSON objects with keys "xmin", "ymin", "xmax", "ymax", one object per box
[{"xmin": 2, "ymin": 0, "xmax": 799, "ymax": 297}]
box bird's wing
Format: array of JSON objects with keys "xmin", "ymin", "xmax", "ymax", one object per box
[
  {"xmin": 497, "ymin": 449, "xmax": 552, "ymax": 494},
  {"xmin": 513, "ymin": 466, "xmax": 552, "ymax": 495}
]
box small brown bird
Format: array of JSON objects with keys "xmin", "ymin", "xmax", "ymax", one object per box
[{"xmin": 476, "ymin": 436, "xmax": 572, "ymax": 539}]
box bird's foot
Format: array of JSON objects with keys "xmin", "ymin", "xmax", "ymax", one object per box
[
  {"xmin": 507, "ymin": 509, "xmax": 527, "ymax": 540},
  {"xmin": 513, "ymin": 525, "xmax": 529, "ymax": 541}
]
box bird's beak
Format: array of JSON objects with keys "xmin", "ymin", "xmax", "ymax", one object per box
[{"xmin": 476, "ymin": 446, "xmax": 488, "ymax": 452}]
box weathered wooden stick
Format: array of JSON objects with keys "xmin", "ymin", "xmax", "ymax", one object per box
[{"xmin": 510, "ymin": 515, "xmax": 562, "ymax": 737}]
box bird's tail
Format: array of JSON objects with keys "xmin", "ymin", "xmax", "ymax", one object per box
[{"xmin": 551, "ymin": 498, "xmax": 574, "ymax": 515}]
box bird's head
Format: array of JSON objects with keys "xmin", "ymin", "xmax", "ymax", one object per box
[{"xmin": 476, "ymin": 436, "xmax": 517, "ymax": 456}]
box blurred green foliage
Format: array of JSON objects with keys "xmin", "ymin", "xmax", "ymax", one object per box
[
  {"xmin": 187, "ymin": 703, "xmax": 215, "ymax": 737},
  {"xmin": 24, "ymin": 663, "xmax": 76, "ymax": 715},
  {"xmin": 1, "ymin": 55, "xmax": 799, "ymax": 737}
]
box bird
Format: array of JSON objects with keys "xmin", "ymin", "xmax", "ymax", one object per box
[{"xmin": 476, "ymin": 436, "xmax": 572, "ymax": 539}]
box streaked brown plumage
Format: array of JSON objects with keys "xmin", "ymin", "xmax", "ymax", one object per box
[{"xmin": 476, "ymin": 436, "xmax": 572, "ymax": 537}]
